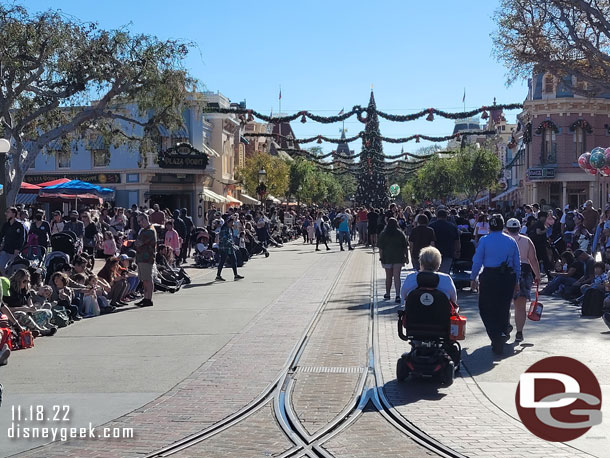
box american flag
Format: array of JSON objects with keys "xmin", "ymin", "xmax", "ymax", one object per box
[
  {"xmin": 279, "ymin": 88, "xmax": 282, "ymax": 100},
  {"xmin": 462, "ymin": 88, "xmax": 466, "ymax": 103}
]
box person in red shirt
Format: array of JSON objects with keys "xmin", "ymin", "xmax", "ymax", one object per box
[{"xmin": 356, "ymin": 207, "xmax": 369, "ymax": 245}]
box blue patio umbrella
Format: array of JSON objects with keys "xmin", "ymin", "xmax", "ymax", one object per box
[{"xmin": 41, "ymin": 179, "xmax": 114, "ymax": 199}]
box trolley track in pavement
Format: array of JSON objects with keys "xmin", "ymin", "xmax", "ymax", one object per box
[{"xmin": 145, "ymin": 247, "xmax": 466, "ymax": 458}]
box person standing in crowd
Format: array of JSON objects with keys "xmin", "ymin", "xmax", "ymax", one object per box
[
  {"xmin": 0, "ymin": 207, "xmax": 26, "ymax": 275},
  {"xmin": 216, "ymin": 217, "xmax": 244, "ymax": 281},
  {"xmin": 367, "ymin": 208, "xmax": 378, "ymax": 247},
  {"xmin": 50, "ymin": 210, "xmax": 65, "ymax": 235},
  {"xmin": 110, "ymin": 207, "xmax": 127, "ymax": 234},
  {"xmin": 81, "ymin": 211, "xmax": 99, "ymax": 257},
  {"xmin": 505, "ymin": 218, "xmax": 540, "ymax": 342},
  {"xmin": 134, "ymin": 213, "xmax": 156, "ymax": 307},
  {"xmin": 336, "ymin": 209, "xmax": 354, "ymax": 251},
  {"xmin": 314, "ymin": 211, "xmax": 331, "ymax": 251},
  {"xmin": 63, "ymin": 210, "xmax": 85, "ymax": 242},
  {"xmin": 180, "ymin": 208, "xmax": 193, "ymax": 263},
  {"xmin": 408, "ymin": 214, "xmax": 436, "ymax": 271},
  {"xmin": 582, "ymin": 200, "xmax": 599, "ymax": 234},
  {"xmin": 530, "ymin": 211, "xmax": 552, "ymax": 277},
  {"xmin": 149, "ymin": 203, "xmax": 166, "ymax": 225},
  {"xmin": 378, "ymin": 218, "xmax": 409, "ymax": 303},
  {"xmin": 470, "ymin": 214, "xmax": 520, "ymax": 355},
  {"xmin": 28, "ymin": 210, "xmax": 51, "ymax": 249},
  {"xmin": 428, "ymin": 208, "xmax": 460, "ymax": 274},
  {"xmin": 356, "ymin": 208, "xmax": 368, "ymax": 245},
  {"xmin": 474, "ymin": 214, "xmax": 490, "ymax": 242}
]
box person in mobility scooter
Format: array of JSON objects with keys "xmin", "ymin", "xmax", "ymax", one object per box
[{"xmin": 397, "ymin": 247, "xmax": 462, "ymax": 386}]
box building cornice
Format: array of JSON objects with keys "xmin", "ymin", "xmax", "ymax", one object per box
[{"xmin": 523, "ymin": 99, "xmax": 610, "ymax": 117}]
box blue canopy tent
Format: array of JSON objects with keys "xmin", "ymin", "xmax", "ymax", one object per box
[{"xmin": 40, "ymin": 179, "xmax": 115, "ymax": 199}]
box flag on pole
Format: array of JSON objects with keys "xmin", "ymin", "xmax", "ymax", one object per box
[
  {"xmin": 338, "ymin": 108, "xmax": 344, "ymax": 115},
  {"xmin": 462, "ymin": 88, "xmax": 466, "ymax": 103},
  {"xmin": 279, "ymin": 88, "xmax": 282, "ymax": 100}
]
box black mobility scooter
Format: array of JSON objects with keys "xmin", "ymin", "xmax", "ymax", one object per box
[{"xmin": 396, "ymin": 271, "xmax": 461, "ymax": 386}]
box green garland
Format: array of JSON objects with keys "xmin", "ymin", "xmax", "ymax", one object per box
[
  {"xmin": 244, "ymin": 129, "xmax": 495, "ymax": 145},
  {"xmin": 279, "ymin": 147, "xmax": 457, "ymax": 160},
  {"xmin": 203, "ymin": 102, "xmax": 522, "ymax": 124}
]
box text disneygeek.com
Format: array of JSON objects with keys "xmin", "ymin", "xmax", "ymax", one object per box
[{"xmin": 8, "ymin": 423, "xmax": 134, "ymax": 441}]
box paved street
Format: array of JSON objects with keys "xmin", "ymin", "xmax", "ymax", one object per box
[{"xmin": 1, "ymin": 240, "xmax": 609, "ymax": 457}]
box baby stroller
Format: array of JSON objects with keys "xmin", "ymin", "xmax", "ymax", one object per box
[
  {"xmin": 44, "ymin": 251, "xmax": 71, "ymax": 283},
  {"xmin": 396, "ymin": 272, "xmax": 461, "ymax": 386},
  {"xmin": 51, "ymin": 231, "xmax": 79, "ymax": 261},
  {"xmin": 193, "ymin": 229, "xmax": 215, "ymax": 268},
  {"xmin": 451, "ymin": 231, "xmax": 476, "ymax": 290},
  {"xmin": 5, "ymin": 254, "xmax": 33, "ymax": 278}
]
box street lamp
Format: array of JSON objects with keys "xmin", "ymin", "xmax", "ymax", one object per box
[
  {"xmin": 258, "ymin": 168, "xmax": 267, "ymax": 184},
  {"xmin": 257, "ymin": 168, "xmax": 267, "ymax": 209}
]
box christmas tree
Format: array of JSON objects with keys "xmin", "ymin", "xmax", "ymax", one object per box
[{"xmin": 355, "ymin": 91, "xmax": 389, "ymax": 208}]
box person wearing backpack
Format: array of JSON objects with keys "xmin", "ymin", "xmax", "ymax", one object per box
[{"xmin": 561, "ymin": 205, "xmax": 577, "ymax": 248}]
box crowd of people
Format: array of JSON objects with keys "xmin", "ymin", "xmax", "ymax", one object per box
[
  {"xmin": 2, "ymin": 197, "xmax": 610, "ymax": 364},
  {"xmin": 0, "ymin": 202, "xmax": 306, "ymax": 366}
]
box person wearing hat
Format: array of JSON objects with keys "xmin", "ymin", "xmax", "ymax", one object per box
[
  {"xmin": 506, "ymin": 218, "xmax": 540, "ymax": 341},
  {"xmin": 470, "ymin": 214, "xmax": 521, "ymax": 354},
  {"xmin": 63, "ymin": 210, "xmax": 85, "ymax": 241}
]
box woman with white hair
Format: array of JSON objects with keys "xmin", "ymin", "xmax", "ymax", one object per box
[{"xmin": 400, "ymin": 246, "xmax": 457, "ymax": 304}]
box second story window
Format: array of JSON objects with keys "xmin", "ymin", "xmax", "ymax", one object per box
[
  {"xmin": 57, "ymin": 151, "xmax": 71, "ymax": 169},
  {"xmin": 575, "ymin": 127, "xmax": 586, "ymax": 157},
  {"xmin": 543, "ymin": 128, "xmax": 556, "ymax": 163},
  {"xmin": 544, "ymin": 74, "xmax": 555, "ymax": 94},
  {"xmin": 535, "ymin": 120, "xmax": 559, "ymax": 164},
  {"xmin": 92, "ymin": 149, "xmax": 110, "ymax": 167}
]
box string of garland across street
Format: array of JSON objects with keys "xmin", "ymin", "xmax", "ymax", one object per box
[{"xmin": 206, "ymin": 92, "xmax": 521, "ymax": 206}]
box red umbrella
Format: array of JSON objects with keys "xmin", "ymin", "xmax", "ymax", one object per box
[
  {"xmin": 38, "ymin": 178, "xmax": 71, "ymax": 188},
  {"xmin": 20, "ymin": 182, "xmax": 41, "ymax": 194}
]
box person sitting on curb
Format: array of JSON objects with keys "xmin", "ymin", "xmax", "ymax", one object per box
[{"xmin": 5, "ymin": 269, "xmax": 56, "ymax": 336}]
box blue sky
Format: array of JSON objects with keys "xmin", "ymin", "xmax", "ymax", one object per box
[{"xmin": 25, "ymin": 0, "xmax": 527, "ymax": 154}]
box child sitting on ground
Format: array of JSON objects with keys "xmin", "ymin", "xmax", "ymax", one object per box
[{"xmin": 81, "ymin": 275, "xmax": 100, "ymax": 318}]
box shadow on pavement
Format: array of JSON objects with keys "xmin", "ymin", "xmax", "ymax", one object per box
[{"xmin": 383, "ymin": 378, "xmax": 448, "ymax": 406}]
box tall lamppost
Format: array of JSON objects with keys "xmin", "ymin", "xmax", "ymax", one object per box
[
  {"xmin": 257, "ymin": 168, "xmax": 267, "ymax": 209},
  {"xmin": 0, "ymin": 138, "xmax": 10, "ymax": 224}
]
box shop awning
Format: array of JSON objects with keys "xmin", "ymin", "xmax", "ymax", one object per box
[
  {"xmin": 16, "ymin": 193, "xmax": 38, "ymax": 205},
  {"xmin": 201, "ymin": 188, "xmax": 228, "ymax": 203},
  {"xmin": 38, "ymin": 192, "xmax": 102, "ymax": 205},
  {"xmin": 474, "ymin": 194, "xmax": 490, "ymax": 204},
  {"xmin": 240, "ymin": 193, "xmax": 261, "ymax": 205},
  {"xmin": 202, "ymin": 143, "xmax": 220, "ymax": 157},
  {"xmin": 266, "ymin": 194, "xmax": 282, "ymax": 204},
  {"xmin": 226, "ymin": 195, "xmax": 243, "ymax": 205},
  {"xmin": 492, "ymin": 186, "xmax": 519, "ymax": 202}
]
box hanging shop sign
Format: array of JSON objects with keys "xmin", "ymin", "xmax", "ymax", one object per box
[
  {"xmin": 26, "ymin": 173, "xmax": 121, "ymax": 184},
  {"xmin": 527, "ymin": 168, "xmax": 555, "ymax": 180},
  {"xmin": 158, "ymin": 142, "xmax": 209, "ymax": 169}
]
